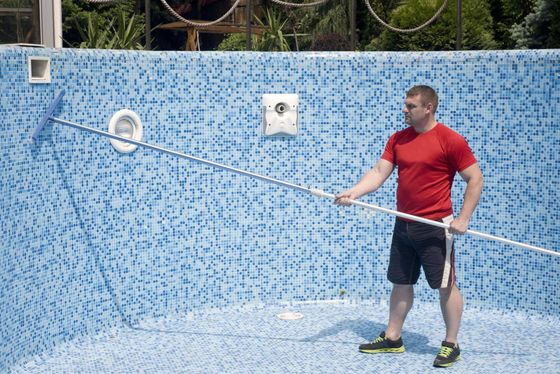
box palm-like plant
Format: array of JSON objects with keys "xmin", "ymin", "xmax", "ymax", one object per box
[
  {"xmin": 111, "ymin": 12, "xmax": 145, "ymax": 50},
  {"xmin": 74, "ymin": 12, "xmax": 145, "ymax": 50},
  {"xmin": 74, "ymin": 14, "xmax": 112, "ymax": 49},
  {"xmin": 254, "ymin": 8, "xmax": 309, "ymax": 52},
  {"xmin": 254, "ymin": 8, "xmax": 291, "ymax": 51}
]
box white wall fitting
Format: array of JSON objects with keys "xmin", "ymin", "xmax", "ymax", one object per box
[
  {"xmin": 108, "ymin": 110, "xmax": 144, "ymax": 153},
  {"xmin": 262, "ymin": 94, "xmax": 298, "ymax": 136},
  {"xmin": 28, "ymin": 56, "xmax": 51, "ymax": 83}
]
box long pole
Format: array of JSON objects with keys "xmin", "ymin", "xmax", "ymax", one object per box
[
  {"xmin": 32, "ymin": 92, "xmax": 560, "ymax": 258},
  {"xmin": 42, "ymin": 116, "xmax": 310, "ymax": 194}
]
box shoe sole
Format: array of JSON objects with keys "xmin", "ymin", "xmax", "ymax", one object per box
[
  {"xmin": 359, "ymin": 347, "xmax": 405, "ymax": 354},
  {"xmin": 433, "ymin": 355, "xmax": 461, "ymax": 368}
]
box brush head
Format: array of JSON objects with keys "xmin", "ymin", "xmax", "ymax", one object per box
[{"xmin": 32, "ymin": 89, "xmax": 65, "ymax": 142}]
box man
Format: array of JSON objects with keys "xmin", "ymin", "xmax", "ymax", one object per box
[{"xmin": 334, "ymin": 85, "xmax": 483, "ymax": 368}]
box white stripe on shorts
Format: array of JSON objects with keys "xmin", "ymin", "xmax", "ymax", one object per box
[{"xmin": 440, "ymin": 214, "xmax": 455, "ymax": 289}]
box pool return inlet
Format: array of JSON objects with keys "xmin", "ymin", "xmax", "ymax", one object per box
[{"xmin": 32, "ymin": 91, "xmax": 560, "ymax": 259}]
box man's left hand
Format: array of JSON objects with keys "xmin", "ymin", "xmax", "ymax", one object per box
[{"xmin": 448, "ymin": 217, "xmax": 469, "ymax": 235}]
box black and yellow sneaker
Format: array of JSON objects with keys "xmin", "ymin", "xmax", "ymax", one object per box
[
  {"xmin": 358, "ymin": 332, "xmax": 405, "ymax": 354},
  {"xmin": 433, "ymin": 341, "xmax": 461, "ymax": 368}
]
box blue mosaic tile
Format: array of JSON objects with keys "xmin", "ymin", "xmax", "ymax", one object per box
[
  {"xmin": 9, "ymin": 301, "xmax": 560, "ymax": 373},
  {"xmin": 1, "ymin": 47, "xmax": 559, "ymax": 371}
]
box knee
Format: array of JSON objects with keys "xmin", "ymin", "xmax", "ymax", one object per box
[
  {"xmin": 393, "ymin": 284, "xmax": 414, "ymax": 295},
  {"xmin": 392, "ymin": 284, "xmax": 414, "ymax": 300},
  {"xmin": 438, "ymin": 284, "xmax": 461, "ymax": 298},
  {"xmin": 393, "ymin": 284, "xmax": 413, "ymax": 290},
  {"xmin": 438, "ymin": 285, "xmax": 453, "ymax": 297}
]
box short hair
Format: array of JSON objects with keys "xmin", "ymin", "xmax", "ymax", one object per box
[{"xmin": 406, "ymin": 85, "xmax": 438, "ymax": 113}]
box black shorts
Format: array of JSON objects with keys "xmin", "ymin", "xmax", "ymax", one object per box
[{"xmin": 387, "ymin": 215, "xmax": 455, "ymax": 289}]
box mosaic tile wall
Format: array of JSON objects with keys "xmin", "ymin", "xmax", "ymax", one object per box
[{"xmin": 1, "ymin": 47, "xmax": 559, "ymax": 370}]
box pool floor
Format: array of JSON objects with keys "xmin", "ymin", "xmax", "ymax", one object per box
[{"xmin": 11, "ymin": 300, "xmax": 560, "ymax": 373}]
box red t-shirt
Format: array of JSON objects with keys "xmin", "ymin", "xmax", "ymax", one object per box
[{"xmin": 381, "ymin": 123, "xmax": 477, "ymax": 220}]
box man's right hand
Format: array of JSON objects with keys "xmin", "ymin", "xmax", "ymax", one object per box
[
  {"xmin": 333, "ymin": 160, "xmax": 394, "ymax": 207},
  {"xmin": 334, "ymin": 190, "xmax": 359, "ymax": 206}
]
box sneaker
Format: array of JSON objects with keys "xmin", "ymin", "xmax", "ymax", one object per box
[
  {"xmin": 359, "ymin": 331, "xmax": 405, "ymax": 353},
  {"xmin": 433, "ymin": 341, "xmax": 461, "ymax": 367}
]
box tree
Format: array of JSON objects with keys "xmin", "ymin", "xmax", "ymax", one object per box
[
  {"xmin": 216, "ymin": 33, "xmax": 258, "ymax": 51},
  {"xmin": 356, "ymin": 0, "xmax": 401, "ymax": 49},
  {"xmin": 510, "ymin": 0, "xmax": 560, "ymax": 48},
  {"xmin": 487, "ymin": 0, "xmax": 539, "ymax": 48},
  {"xmin": 311, "ymin": 33, "xmax": 351, "ymax": 50},
  {"xmin": 286, "ymin": 0, "xmax": 351, "ymax": 50},
  {"xmin": 367, "ymin": 0, "xmax": 498, "ymax": 51}
]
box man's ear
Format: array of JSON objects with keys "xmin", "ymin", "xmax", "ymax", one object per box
[{"xmin": 425, "ymin": 102, "xmax": 434, "ymax": 114}]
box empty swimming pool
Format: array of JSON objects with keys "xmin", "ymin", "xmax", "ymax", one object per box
[{"xmin": 1, "ymin": 47, "xmax": 559, "ymax": 373}]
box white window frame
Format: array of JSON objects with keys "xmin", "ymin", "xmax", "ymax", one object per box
[{"xmin": 40, "ymin": 0, "xmax": 62, "ymax": 48}]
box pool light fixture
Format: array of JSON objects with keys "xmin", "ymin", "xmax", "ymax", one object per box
[{"xmin": 108, "ymin": 109, "xmax": 143, "ymax": 153}]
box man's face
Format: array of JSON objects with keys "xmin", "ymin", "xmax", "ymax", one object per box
[{"xmin": 402, "ymin": 94, "xmax": 431, "ymax": 126}]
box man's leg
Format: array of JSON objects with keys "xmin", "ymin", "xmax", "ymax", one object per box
[
  {"xmin": 438, "ymin": 284, "xmax": 463, "ymax": 344},
  {"xmin": 358, "ymin": 219, "xmax": 417, "ymax": 354},
  {"xmin": 433, "ymin": 284, "xmax": 463, "ymax": 367},
  {"xmin": 385, "ymin": 284, "xmax": 414, "ymax": 340},
  {"xmin": 358, "ymin": 283, "xmax": 410, "ymax": 353}
]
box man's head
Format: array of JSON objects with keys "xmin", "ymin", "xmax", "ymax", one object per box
[{"xmin": 403, "ymin": 85, "xmax": 438, "ymax": 127}]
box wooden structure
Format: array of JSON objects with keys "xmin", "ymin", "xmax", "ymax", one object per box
[
  {"xmin": 159, "ymin": 21, "xmax": 265, "ymax": 51},
  {"xmin": 158, "ymin": 0, "xmax": 264, "ymax": 51}
]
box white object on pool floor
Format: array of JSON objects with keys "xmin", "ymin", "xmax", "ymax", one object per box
[{"xmin": 276, "ymin": 312, "xmax": 303, "ymax": 320}]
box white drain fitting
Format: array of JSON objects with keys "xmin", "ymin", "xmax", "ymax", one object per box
[{"xmin": 276, "ymin": 312, "xmax": 303, "ymax": 320}]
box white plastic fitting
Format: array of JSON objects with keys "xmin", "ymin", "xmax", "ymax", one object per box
[
  {"xmin": 309, "ymin": 188, "xmax": 334, "ymax": 199},
  {"xmin": 262, "ymin": 94, "xmax": 298, "ymax": 136},
  {"xmin": 108, "ymin": 109, "xmax": 143, "ymax": 153}
]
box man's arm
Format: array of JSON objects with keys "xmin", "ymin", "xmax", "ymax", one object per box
[
  {"xmin": 449, "ymin": 163, "xmax": 483, "ymax": 234},
  {"xmin": 334, "ymin": 159, "xmax": 394, "ymax": 206}
]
